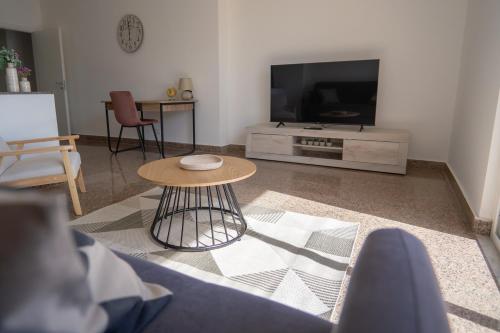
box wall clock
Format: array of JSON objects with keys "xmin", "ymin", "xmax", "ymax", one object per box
[{"xmin": 117, "ymin": 14, "xmax": 144, "ymax": 53}]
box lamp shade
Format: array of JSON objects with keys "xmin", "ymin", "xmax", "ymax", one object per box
[{"xmin": 178, "ymin": 78, "xmax": 193, "ymax": 91}]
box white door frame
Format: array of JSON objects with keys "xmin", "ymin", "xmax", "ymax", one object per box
[
  {"xmin": 33, "ymin": 26, "xmax": 71, "ymax": 135},
  {"xmin": 57, "ymin": 27, "xmax": 71, "ymax": 134}
]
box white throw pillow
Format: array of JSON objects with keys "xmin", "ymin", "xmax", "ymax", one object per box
[
  {"xmin": 0, "ymin": 190, "xmax": 172, "ymax": 333},
  {"xmin": 73, "ymin": 231, "xmax": 173, "ymax": 333},
  {"xmin": 0, "ymin": 136, "xmax": 16, "ymax": 175}
]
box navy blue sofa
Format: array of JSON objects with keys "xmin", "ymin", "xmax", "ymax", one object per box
[{"xmin": 118, "ymin": 229, "xmax": 450, "ymax": 333}]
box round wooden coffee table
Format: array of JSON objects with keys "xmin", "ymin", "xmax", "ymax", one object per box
[{"xmin": 138, "ymin": 156, "xmax": 256, "ymax": 251}]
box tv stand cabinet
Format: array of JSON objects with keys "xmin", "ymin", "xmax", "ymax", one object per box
[{"xmin": 245, "ymin": 123, "xmax": 410, "ymax": 174}]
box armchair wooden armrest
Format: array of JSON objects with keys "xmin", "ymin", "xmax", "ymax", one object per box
[
  {"xmin": 6, "ymin": 135, "xmax": 80, "ymax": 146},
  {"xmin": 0, "ymin": 143, "xmax": 86, "ymax": 216},
  {"xmin": 0, "ymin": 145, "xmax": 73, "ymax": 157},
  {"xmin": 6, "ymin": 135, "xmax": 80, "ymax": 152}
]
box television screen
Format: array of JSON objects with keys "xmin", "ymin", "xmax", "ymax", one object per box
[{"xmin": 270, "ymin": 59, "xmax": 379, "ymax": 125}]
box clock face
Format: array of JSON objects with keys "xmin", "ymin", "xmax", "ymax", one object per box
[{"xmin": 117, "ymin": 14, "xmax": 144, "ymax": 53}]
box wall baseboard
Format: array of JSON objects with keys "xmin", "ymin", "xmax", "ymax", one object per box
[
  {"xmin": 442, "ymin": 163, "xmax": 492, "ymax": 235},
  {"xmin": 407, "ymin": 159, "xmax": 447, "ymax": 169},
  {"xmin": 77, "ymin": 134, "xmax": 491, "ymax": 234},
  {"xmin": 77, "ymin": 134, "xmax": 245, "ymax": 155}
]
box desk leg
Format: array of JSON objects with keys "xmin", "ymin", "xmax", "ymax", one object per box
[
  {"xmin": 105, "ymin": 104, "xmax": 113, "ymax": 153},
  {"xmin": 168, "ymin": 102, "xmax": 196, "ymax": 157},
  {"xmin": 191, "ymin": 103, "xmax": 196, "ymax": 154},
  {"xmin": 160, "ymin": 104, "xmax": 165, "ymax": 158}
]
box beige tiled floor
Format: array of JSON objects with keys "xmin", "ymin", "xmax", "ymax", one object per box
[{"xmin": 41, "ymin": 144, "xmax": 500, "ymax": 332}]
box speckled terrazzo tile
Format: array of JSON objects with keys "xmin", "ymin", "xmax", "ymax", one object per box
[{"xmin": 35, "ymin": 144, "xmax": 499, "ymax": 332}]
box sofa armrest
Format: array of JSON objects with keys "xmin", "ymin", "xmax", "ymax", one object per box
[{"xmin": 336, "ymin": 229, "xmax": 450, "ymax": 333}]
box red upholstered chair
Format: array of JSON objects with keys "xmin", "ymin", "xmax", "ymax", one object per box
[{"xmin": 109, "ymin": 91, "xmax": 161, "ymax": 159}]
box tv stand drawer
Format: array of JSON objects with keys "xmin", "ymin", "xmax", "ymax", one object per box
[
  {"xmin": 249, "ymin": 134, "xmax": 293, "ymax": 155},
  {"xmin": 343, "ymin": 140, "xmax": 402, "ymax": 165}
]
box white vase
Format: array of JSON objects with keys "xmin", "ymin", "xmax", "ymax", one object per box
[
  {"xmin": 5, "ymin": 63, "xmax": 19, "ymax": 93},
  {"xmin": 19, "ymin": 77, "xmax": 31, "ymax": 93},
  {"xmin": 181, "ymin": 90, "xmax": 193, "ymax": 100}
]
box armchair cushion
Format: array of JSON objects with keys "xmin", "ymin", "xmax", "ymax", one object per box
[
  {"xmin": 0, "ymin": 136, "xmax": 16, "ymax": 176},
  {"xmin": 0, "ymin": 152, "xmax": 81, "ymax": 183}
]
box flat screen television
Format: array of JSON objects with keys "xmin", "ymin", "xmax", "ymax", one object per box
[{"xmin": 270, "ymin": 59, "xmax": 379, "ymax": 126}]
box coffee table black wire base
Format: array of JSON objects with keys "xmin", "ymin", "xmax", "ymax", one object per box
[{"xmin": 150, "ymin": 184, "xmax": 247, "ymax": 252}]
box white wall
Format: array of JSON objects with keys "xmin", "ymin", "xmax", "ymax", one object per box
[
  {"xmin": 448, "ymin": 0, "xmax": 500, "ymax": 220},
  {"xmin": 222, "ymin": 0, "xmax": 468, "ymax": 161},
  {"xmin": 32, "ymin": 0, "xmax": 469, "ymax": 160},
  {"xmin": 34, "ymin": 0, "xmax": 468, "ymax": 160},
  {"xmin": 481, "ymin": 95, "xmax": 500, "ymax": 219},
  {"xmin": 39, "ymin": 0, "xmax": 222, "ymax": 145},
  {"xmin": 217, "ymin": 0, "xmax": 230, "ymax": 147},
  {"xmin": 0, "ymin": 0, "xmax": 42, "ymax": 32}
]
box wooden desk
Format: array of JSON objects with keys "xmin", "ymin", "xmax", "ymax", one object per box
[{"xmin": 102, "ymin": 99, "xmax": 197, "ymax": 158}]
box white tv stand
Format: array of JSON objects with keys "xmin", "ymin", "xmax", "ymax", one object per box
[{"xmin": 245, "ymin": 123, "xmax": 410, "ymax": 174}]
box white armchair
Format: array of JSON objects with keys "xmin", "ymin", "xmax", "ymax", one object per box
[{"xmin": 0, "ymin": 135, "xmax": 86, "ymax": 215}]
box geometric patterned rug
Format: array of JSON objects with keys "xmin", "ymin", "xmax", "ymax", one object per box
[{"xmin": 69, "ymin": 187, "xmax": 359, "ymax": 321}]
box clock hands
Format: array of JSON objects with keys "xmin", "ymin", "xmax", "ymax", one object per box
[{"xmin": 127, "ymin": 17, "xmax": 131, "ymax": 41}]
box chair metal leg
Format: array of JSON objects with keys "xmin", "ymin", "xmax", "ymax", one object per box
[
  {"xmin": 115, "ymin": 126, "xmax": 123, "ymax": 154},
  {"xmin": 151, "ymin": 124, "xmax": 162, "ymax": 156},
  {"xmin": 136, "ymin": 126, "xmax": 146, "ymax": 160}
]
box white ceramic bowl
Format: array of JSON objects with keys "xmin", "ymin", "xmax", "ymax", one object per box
[{"xmin": 179, "ymin": 154, "xmax": 224, "ymax": 171}]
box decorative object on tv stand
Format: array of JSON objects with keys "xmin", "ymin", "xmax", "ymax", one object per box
[
  {"xmin": 166, "ymin": 86, "xmax": 177, "ymax": 100},
  {"xmin": 178, "ymin": 78, "xmax": 193, "ymax": 100},
  {"xmin": 0, "ymin": 47, "xmax": 22, "ymax": 93},
  {"xmin": 17, "ymin": 66, "xmax": 32, "ymax": 93}
]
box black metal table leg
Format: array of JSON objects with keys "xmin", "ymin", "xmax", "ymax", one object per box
[
  {"xmin": 176, "ymin": 102, "xmax": 196, "ymax": 156},
  {"xmin": 160, "ymin": 103, "xmax": 165, "ymax": 158},
  {"xmin": 180, "ymin": 102, "xmax": 196, "ymax": 156},
  {"xmin": 150, "ymin": 183, "xmax": 247, "ymax": 251},
  {"xmin": 151, "ymin": 124, "xmax": 162, "ymax": 155},
  {"xmin": 159, "ymin": 102, "xmax": 196, "ymax": 158},
  {"xmin": 192, "ymin": 103, "xmax": 196, "ymax": 153},
  {"xmin": 105, "ymin": 103, "xmax": 113, "ymax": 153}
]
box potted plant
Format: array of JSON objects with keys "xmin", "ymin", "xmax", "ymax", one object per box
[
  {"xmin": 17, "ymin": 66, "xmax": 32, "ymax": 92},
  {"xmin": 0, "ymin": 47, "xmax": 22, "ymax": 92}
]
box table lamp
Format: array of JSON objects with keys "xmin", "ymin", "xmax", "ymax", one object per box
[{"xmin": 178, "ymin": 78, "xmax": 193, "ymax": 100}]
